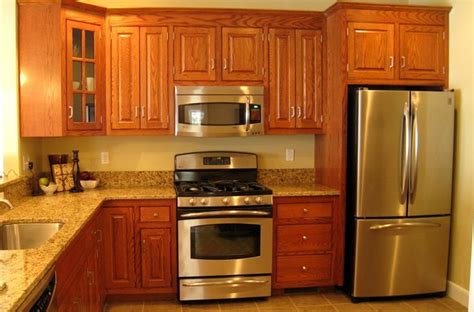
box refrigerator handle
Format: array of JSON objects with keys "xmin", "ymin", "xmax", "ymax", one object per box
[
  {"xmin": 400, "ymin": 103, "xmax": 410, "ymax": 204},
  {"xmin": 369, "ymin": 222, "xmax": 441, "ymax": 230},
  {"xmin": 410, "ymin": 107, "xmax": 419, "ymax": 203}
]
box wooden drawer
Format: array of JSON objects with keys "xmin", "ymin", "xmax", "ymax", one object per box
[
  {"xmin": 277, "ymin": 201, "xmax": 332, "ymax": 223},
  {"xmin": 277, "ymin": 224, "xmax": 332, "ymax": 254},
  {"xmin": 139, "ymin": 206, "xmax": 170, "ymax": 223},
  {"xmin": 276, "ymin": 254, "xmax": 332, "ymax": 283}
]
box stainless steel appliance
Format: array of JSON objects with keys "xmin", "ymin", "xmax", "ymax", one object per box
[
  {"xmin": 17, "ymin": 266, "xmax": 58, "ymax": 311},
  {"xmin": 175, "ymin": 152, "xmax": 273, "ymax": 301},
  {"xmin": 175, "ymin": 86, "xmax": 264, "ymax": 137},
  {"xmin": 345, "ymin": 89, "xmax": 454, "ymax": 300}
]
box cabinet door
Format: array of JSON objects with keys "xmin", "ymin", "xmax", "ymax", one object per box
[
  {"xmin": 269, "ymin": 28, "xmax": 296, "ymax": 129},
  {"xmin": 103, "ymin": 207, "xmax": 136, "ymax": 289},
  {"xmin": 111, "ymin": 27, "xmax": 140, "ymax": 130},
  {"xmin": 173, "ymin": 27, "xmax": 216, "ymax": 81},
  {"xmin": 140, "ymin": 228, "xmax": 172, "ymax": 288},
  {"xmin": 222, "ymin": 28, "xmax": 264, "ymax": 81},
  {"xmin": 140, "ymin": 27, "xmax": 170, "ymax": 130},
  {"xmin": 296, "ymin": 29, "xmax": 323, "ymax": 129},
  {"xmin": 57, "ymin": 256, "xmax": 89, "ymax": 311},
  {"xmin": 66, "ymin": 20, "xmax": 103, "ymax": 132},
  {"xmin": 347, "ymin": 22, "xmax": 395, "ymax": 80},
  {"xmin": 399, "ymin": 25, "xmax": 446, "ymax": 81}
]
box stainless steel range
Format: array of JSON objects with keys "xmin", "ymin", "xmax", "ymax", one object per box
[{"xmin": 175, "ymin": 152, "xmax": 273, "ymax": 301}]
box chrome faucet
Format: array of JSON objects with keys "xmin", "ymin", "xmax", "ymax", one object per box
[{"xmin": 0, "ymin": 198, "xmax": 13, "ymax": 210}]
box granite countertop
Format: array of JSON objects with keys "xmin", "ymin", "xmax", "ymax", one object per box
[
  {"xmin": 0, "ymin": 186, "xmax": 176, "ymax": 312},
  {"xmin": 268, "ymin": 184, "xmax": 340, "ymax": 197},
  {"xmin": 0, "ymin": 183, "xmax": 338, "ymax": 311}
]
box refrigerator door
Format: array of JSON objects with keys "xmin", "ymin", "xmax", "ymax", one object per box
[
  {"xmin": 408, "ymin": 91, "xmax": 454, "ymax": 216},
  {"xmin": 352, "ymin": 216, "xmax": 450, "ymax": 297},
  {"xmin": 355, "ymin": 90, "xmax": 411, "ymax": 217}
]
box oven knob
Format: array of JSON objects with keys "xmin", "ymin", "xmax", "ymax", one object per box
[
  {"xmin": 200, "ymin": 199, "xmax": 208, "ymax": 205},
  {"xmin": 255, "ymin": 196, "xmax": 262, "ymax": 204},
  {"xmin": 189, "ymin": 198, "xmax": 196, "ymax": 206},
  {"xmin": 222, "ymin": 198, "xmax": 229, "ymax": 205},
  {"xmin": 244, "ymin": 197, "xmax": 250, "ymax": 205}
]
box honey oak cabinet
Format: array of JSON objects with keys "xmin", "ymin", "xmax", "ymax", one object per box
[
  {"xmin": 268, "ymin": 28, "xmax": 323, "ymax": 133},
  {"xmin": 222, "ymin": 27, "xmax": 265, "ymax": 81},
  {"xmin": 173, "ymin": 27, "xmax": 216, "ymax": 81},
  {"xmin": 18, "ymin": 2, "xmax": 105, "ymax": 137},
  {"xmin": 110, "ymin": 27, "xmax": 170, "ymax": 132},
  {"xmin": 273, "ymin": 196, "xmax": 339, "ymax": 289},
  {"xmin": 102, "ymin": 200, "xmax": 176, "ymax": 295}
]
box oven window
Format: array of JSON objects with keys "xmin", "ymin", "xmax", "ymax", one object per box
[
  {"xmin": 179, "ymin": 103, "xmax": 261, "ymax": 126},
  {"xmin": 190, "ymin": 224, "xmax": 261, "ymax": 259}
]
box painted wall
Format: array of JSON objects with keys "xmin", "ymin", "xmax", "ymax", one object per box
[{"xmin": 40, "ymin": 135, "xmax": 315, "ymax": 171}]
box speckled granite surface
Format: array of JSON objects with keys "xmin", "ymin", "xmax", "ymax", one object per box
[
  {"xmin": 0, "ymin": 187, "xmax": 175, "ymax": 312},
  {"xmin": 258, "ymin": 169, "xmax": 315, "ymax": 186},
  {"xmin": 269, "ymin": 184, "xmax": 340, "ymax": 197}
]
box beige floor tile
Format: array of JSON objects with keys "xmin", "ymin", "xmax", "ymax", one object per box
[
  {"xmin": 144, "ymin": 300, "xmax": 182, "ymax": 311},
  {"xmin": 323, "ymin": 291, "xmax": 351, "ymax": 304},
  {"xmin": 105, "ymin": 301, "xmax": 144, "ymax": 312},
  {"xmin": 406, "ymin": 298, "xmax": 452, "ymax": 311},
  {"xmin": 334, "ymin": 303, "xmax": 374, "ymax": 312},
  {"xmin": 256, "ymin": 296, "xmax": 296, "ymax": 310},
  {"xmin": 297, "ymin": 305, "xmax": 338, "ymax": 312},
  {"xmin": 219, "ymin": 299, "xmax": 258, "ymax": 311},
  {"xmin": 181, "ymin": 301, "xmax": 220, "ymax": 312},
  {"xmin": 289, "ymin": 293, "xmax": 330, "ymax": 307},
  {"xmin": 369, "ymin": 301, "xmax": 414, "ymax": 312},
  {"xmin": 436, "ymin": 297, "xmax": 468, "ymax": 311}
]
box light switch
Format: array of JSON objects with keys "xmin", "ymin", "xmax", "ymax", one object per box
[{"xmin": 286, "ymin": 148, "xmax": 295, "ymax": 161}]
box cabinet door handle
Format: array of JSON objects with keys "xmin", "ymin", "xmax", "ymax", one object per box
[
  {"xmin": 297, "ymin": 106, "xmax": 302, "ymax": 118},
  {"xmin": 210, "ymin": 58, "xmax": 215, "ymax": 70},
  {"xmin": 141, "ymin": 106, "xmax": 145, "ymax": 118},
  {"xmin": 302, "ymin": 235, "xmax": 308, "ymax": 240},
  {"xmin": 68, "ymin": 106, "xmax": 74, "ymax": 119},
  {"xmin": 223, "ymin": 58, "xmax": 227, "ymax": 70},
  {"xmin": 135, "ymin": 106, "xmax": 139, "ymax": 118},
  {"xmin": 389, "ymin": 56, "xmax": 394, "ymax": 69},
  {"xmin": 290, "ymin": 106, "xmax": 295, "ymax": 118},
  {"xmin": 301, "ymin": 266, "xmax": 307, "ymax": 272},
  {"xmin": 142, "ymin": 240, "xmax": 146, "ymax": 251},
  {"xmin": 153, "ymin": 212, "xmax": 159, "ymax": 217},
  {"xmin": 303, "ymin": 208, "xmax": 309, "ymax": 213},
  {"xmin": 87, "ymin": 270, "xmax": 94, "ymax": 285},
  {"xmin": 95, "ymin": 229, "xmax": 102, "ymax": 242},
  {"xmin": 401, "ymin": 56, "xmax": 406, "ymax": 68}
]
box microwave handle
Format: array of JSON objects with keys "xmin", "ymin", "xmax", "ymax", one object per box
[{"xmin": 245, "ymin": 96, "xmax": 251, "ymax": 132}]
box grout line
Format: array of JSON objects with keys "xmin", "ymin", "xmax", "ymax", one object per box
[
  {"xmin": 435, "ymin": 298, "xmax": 458, "ymax": 311},
  {"xmin": 287, "ymin": 294, "xmax": 299, "ymax": 311},
  {"xmin": 402, "ymin": 301, "xmax": 418, "ymax": 311}
]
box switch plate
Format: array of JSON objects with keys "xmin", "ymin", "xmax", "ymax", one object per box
[
  {"xmin": 285, "ymin": 148, "xmax": 295, "ymax": 161},
  {"xmin": 101, "ymin": 152, "xmax": 109, "ymax": 165},
  {"xmin": 22, "ymin": 155, "xmax": 30, "ymax": 171}
]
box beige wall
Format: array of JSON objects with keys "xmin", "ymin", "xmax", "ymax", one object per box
[{"xmin": 41, "ymin": 135, "xmax": 315, "ymax": 171}]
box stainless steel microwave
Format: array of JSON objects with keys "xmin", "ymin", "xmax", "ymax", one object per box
[{"xmin": 175, "ymin": 86, "xmax": 264, "ymax": 137}]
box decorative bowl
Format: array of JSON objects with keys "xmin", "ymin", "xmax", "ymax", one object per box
[
  {"xmin": 40, "ymin": 183, "xmax": 58, "ymax": 196},
  {"xmin": 80, "ymin": 179, "xmax": 99, "ymax": 190}
]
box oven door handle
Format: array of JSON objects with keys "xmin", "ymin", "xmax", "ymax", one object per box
[
  {"xmin": 245, "ymin": 96, "xmax": 251, "ymax": 132},
  {"xmin": 180, "ymin": 210, "xmax": 270, "ymax": 218},
  {"xmin": 182, "ymin": 279, "xmax": 269, "ymax": 287}
]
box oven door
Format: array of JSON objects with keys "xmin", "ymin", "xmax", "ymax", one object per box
[
  {"xmin": 175, "ymin": 94, "xmax": 264, "ymax": 137},
  {"xmin": 178, "ymin": 213, "xmax": 272, "ymax": 277}
]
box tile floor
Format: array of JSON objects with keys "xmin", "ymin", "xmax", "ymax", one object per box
[{"xmin": 104, "ymin": 289, "xmax": 468, "ymax": 312}]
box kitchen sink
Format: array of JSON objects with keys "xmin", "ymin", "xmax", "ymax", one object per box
[{"xmin": 0, "ymin": 222, "xmax": 64, "ymax": 250}]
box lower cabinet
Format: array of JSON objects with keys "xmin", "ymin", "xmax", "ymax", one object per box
[
  {"xmin": 102, "ymin": 200, "xmax": 176, "ymax": 295},
  {"xmin": 273, "ymin": 196, "xmax": 339, "ymax": 289}
]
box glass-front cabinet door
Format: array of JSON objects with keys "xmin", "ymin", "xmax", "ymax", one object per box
[{"xmin": 66, "ymin": 20, "xmax": 102, "ymax": 131}]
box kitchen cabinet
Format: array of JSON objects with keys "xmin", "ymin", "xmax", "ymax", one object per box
[
  {"xmin": 18, "ymin": 2, "xmax": 105, "ymax": 137},
  {"xmin": 111, "ymin": 26, "xmax": 170, "ymax": 132},
  {"xmin": 173, "ymin": 27, "xmax": 216, "ymax": 81},
  {"xmin": 273, "ymin": 196, "xmax": 338, "ymax": 289},
  {"xmin": 222, "ymin": 27, "xmax": 264, "ymax": 81},
  {"xmin": 102, "ymin": 200, "xmax": 176, "ymax": 295},
  {"xmin": 56, "ymin": 212, "xmax": 104, "ymax": 311},
  {"xmin": 268, "ymin": 28, "xmax": 323, "ymax": 133}
]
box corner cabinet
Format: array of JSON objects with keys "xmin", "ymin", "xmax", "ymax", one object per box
[
  {"xmin": 268, "ymin": 28, "xmax": 323, "ymax": 134},
  {"xmin": 18, "ymin": 2, "xmax": 105, "ymax": 137},
  {"xmin": 110, "ymin": 27, "xmax": 170, "ymax": 133}
]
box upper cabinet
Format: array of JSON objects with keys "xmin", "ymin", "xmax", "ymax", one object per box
[
  {"xmin": 173, "ymin": 27, "xmax": 216, "ymax": 81},
  {"xmin": 18, "ymin": 2, "xmax": 105, "ymax": 137},
  {"xmin": 268, "ymin": 28, "xmax": 323, "ymax": 133},
  {"xmin": 222, "ymin": 27, "xmax": 264, "ymax": 81}
]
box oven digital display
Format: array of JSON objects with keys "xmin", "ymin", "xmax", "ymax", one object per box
[{"xmin": 203, "ymin": 156, "xmax": 231, "ymax": 166}]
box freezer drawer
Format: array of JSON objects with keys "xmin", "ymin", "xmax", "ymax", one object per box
[{"xmin": 352, "ymin": 216, "xmax": 450, "ymax": 298}]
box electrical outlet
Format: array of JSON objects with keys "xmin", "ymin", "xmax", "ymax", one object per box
[
  {"xmin": 22, "ymin": 155, "xmax": 30, "ymax": 171},
  {"xmin": 101, "ymin": 152, "xmax": 109, "ymax": 165},
  {"xmin": 285, "ymin": 148, "xmax": 295, "ymax": 161}
]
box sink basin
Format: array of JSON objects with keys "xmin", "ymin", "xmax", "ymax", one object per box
[{"xmin": 0, "ymin": 222, "xmax": 64, "ymax": 250}]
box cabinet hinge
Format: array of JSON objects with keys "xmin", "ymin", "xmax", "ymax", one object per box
[
  {"xmin": 172, "ymin": 66, "xmax": 176, "ymax": 75},
  {"xmin": 443, "ymin": 32, "xmax": 446, "ymax": 40},
  {"xmin": 268, "ymin": 33, "xmax": 271, "ymax": 42},
  {"xmin": 99, "ymin": 31, "xmax": 102, "ymax": 39},
  {"xmin": 262, "ymin": 67, "xmax": 265, "ymax": 75},
  {"xmin": 320, "ymin": 35, "xmax": 323, "ymax": 43},
  {"xmin": 320, "ymin": 115, "xmax": 324, "ymax": 124},
  {"xmin": 166, "ymin": 32, "xmax": 169, "ymax": 41},
  {"xmin": 346, "ymin": 64, "xmax": 349, "ymax": 72},
  {"xmin": 346, "ymin": 28, "xmax": 349, "ymax": 37},
  {"xmin": 443, "ymin": 66, "xmax": 446, "ymax": 74},
  {"xmin": 172, "ymin": 31, "xmax": 175, "ymax": 40},
  {"xmin": 100, "ymin": 116, "xmax": 103, "ymax": 124},
  {"xmin": 261, "ymin": 33, "xmax": 264, "ymax": 41},
  {"xmin": 167, "ymin": 114, "xmax": 170, "ymax": 124}
]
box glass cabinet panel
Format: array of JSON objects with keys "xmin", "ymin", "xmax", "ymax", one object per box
[{"xmin": 67, "ymin": 21, "xmax": 102, "ymax": 131}]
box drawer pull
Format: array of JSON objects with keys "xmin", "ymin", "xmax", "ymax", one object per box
[
  {"xmin": 302, "ymin": 235, "xmax": 308, "ymax": 240},
  {"xmin": 301, "ymin": 266, "xmax": 307, "ymax": 272},
  {"xmin": 303, "ymin": 208, "xmax": 309, "ymax": 213},
  {"xmin": 153, "ymin": 212, "xmax": 159, "ymax": 217}
]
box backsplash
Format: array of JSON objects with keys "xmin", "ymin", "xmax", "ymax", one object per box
[{"xmin": 0, "ymin": 177, "xmax": 32, "ymax": 206}]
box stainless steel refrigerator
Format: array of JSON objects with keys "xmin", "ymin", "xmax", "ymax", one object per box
[{"xmin": 345, "ymin": 89, "xmax": 454, "ymax": 299}]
